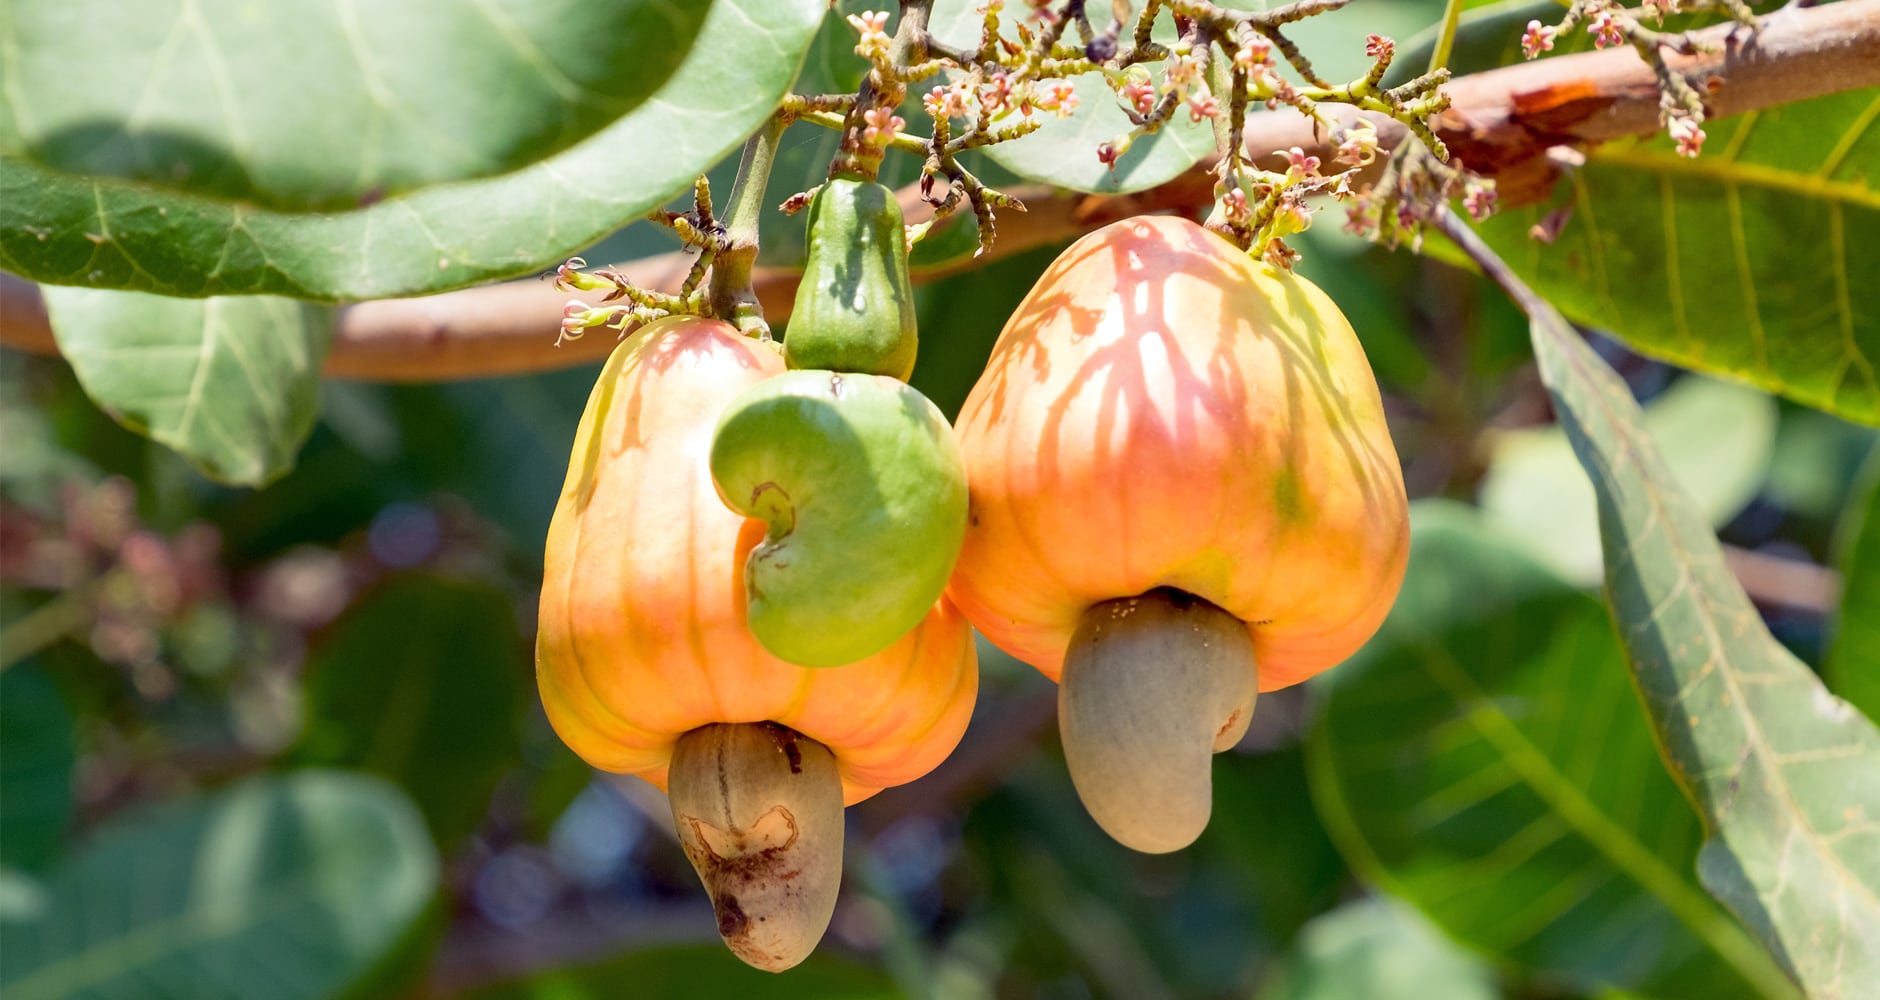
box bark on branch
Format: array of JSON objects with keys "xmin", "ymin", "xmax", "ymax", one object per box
[{"xmin": 2, "ymin": 0, "xmax": 1874, "ymax": 382}]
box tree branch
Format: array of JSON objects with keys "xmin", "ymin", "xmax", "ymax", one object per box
[{"xmin": 2, "ymin": 0, "xmax": 1873, "ymax": 381}]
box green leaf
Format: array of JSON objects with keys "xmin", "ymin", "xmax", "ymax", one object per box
[
  {"xmin": 1308, "ymin": 501, "xmax": 1795, "ymax": 999},
  {"xmin": 0, "ymin": 666, "xmax": 74, "ymax": 873},
  {"xmin": 1, "ymin": 0, "xmax": 709, "ymax": 209},
  {"xmin": 458, "ymin": 943, "xmax": 902, "ymax": 1000},
  {"xmin": 0, "ymin": 0, "xmax": 826, "ymax": 300},
  {"xmin": 1522, "ymin": 277, "xmax": 1880, "ymax": 998},
  {"xmin": 1202, "ymin": 748, "xmax": 1347, "ymax": 944},
  {"xmin": 926, "ymin": 1, "xmax": 1216, "ymax": 194},
  {"xmin": 1477, "ymin": 89, "xmax": 1880, "ymax": 424},
  {"xmin": 291, "ymin": 574, "xmax": 528, "ymax": 849},
  {"xmin": 1827, "ymin": 444, "xmax": 1880, "ymax": 721},
  {"xmin": 1480, "ymin": 375, "xmax": 1776, "ymax": 585},
  {"xmin": 0, "ymin": 770, "xmax": 437, "ymax": 1000},
  {"xmin": 41, "ymin": 287, "xmax": 331, "ymax": 486},
  {"xmin": 1257, "ymin": 897, "xmax": 1498, "ymax": 1000}
]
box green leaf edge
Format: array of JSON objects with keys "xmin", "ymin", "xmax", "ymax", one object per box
[
  {"xmin": 1302, "ymin": 506, "xmax": 1796, "ymax": 1000},
  {"xmin": 0, "ymin": 0, "xmax": 827, "ymax": 302},
  {"xmin": 1523, "ymin": 265, "xmax": 1880, "ymax": 1000}
]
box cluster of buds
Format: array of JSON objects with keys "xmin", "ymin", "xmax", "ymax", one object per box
[
  {"xmin": 1337, "ymin": 141, "xmax": 1498, "ymax": 253},
  {"xmin": 1, "ymin": 477, "xmax": 222, "ymax": 696},
  {"xmin": 1519, "ymin": 0, "xmax": 1752, "ymax": 159},
  {"xmin": 553, "ymin": 257, "xmax": 700, "ymax": 345}
]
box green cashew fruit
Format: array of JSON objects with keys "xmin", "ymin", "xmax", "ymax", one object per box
[
  {"xmin": 710, "ymin": 369, "xmax": 967, "ymax": 667},
  {"xmin": 784, "ymin": 178, "xmax": 918, "ymax": 381}
]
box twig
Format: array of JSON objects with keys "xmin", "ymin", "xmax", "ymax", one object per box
[{"xmin": 2, "ymin": 0, "xmax": 1874, "ymax": 380}]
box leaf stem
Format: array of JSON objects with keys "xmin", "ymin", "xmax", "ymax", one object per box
[
  {"xmin": 1427, "ymin": 0, "xmax": 1465, "ymax": 76},
  {"xmin": 0, "ymin": 577, "xmax": 105, "ymax": 672},
  {"xmin": 709, "ymin": 114, "xmax": 788, "ymax": 337}
]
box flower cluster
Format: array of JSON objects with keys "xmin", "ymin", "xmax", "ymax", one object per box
[{"xmin": 1517, "ymin": 0, "xmax": 1742, "ymax": 160}]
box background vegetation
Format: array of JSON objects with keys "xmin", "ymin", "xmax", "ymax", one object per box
[{"xmin": 1, "ymin": 0, "xmax": 1875, "ymax": 997}]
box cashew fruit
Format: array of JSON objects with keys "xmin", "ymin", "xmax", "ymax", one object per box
[
  {"xmin": 536, "ymin": 316, "xmax": 977, "ymax": 968},
  {"xmin": 784, "ymin": 177, "xmax": 919, "ymax": 380},
  {"xmin": 948, "ymin": 215, "xmax": 1409, "ymax": 852},
  {"xmin": 710, "ymin": 369, "xmax": 968, "ymax": 667}
]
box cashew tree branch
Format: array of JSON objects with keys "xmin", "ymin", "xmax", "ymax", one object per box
[{"xmin": 1, "ymin": 0, "xmax": 1873, "ymax": 382}]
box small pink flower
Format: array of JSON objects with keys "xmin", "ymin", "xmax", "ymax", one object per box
[
  {"xmin": 982, "ymin": 72, "xmax": 1016, "ymax": 114},
  {"xmin": 1462, "ymin": 181, "xmax": 1498, "ymax": 221},
  {"xmin": 1123, "ymin": 79, "xmax": 1156, "ymax": 116},
  {"xmin": 1641, "ymin": 0, "xmax": 1677, "ymax": 23},
  {"xmin": 1097, "ymin": 136, "xmax": 1132, "ymax": 168},
  {"xmin": 927, "ymin": 81, "xmax": 973, "ymax": 119},
  {"xmin": 1521, "ymin": 20, "xmax": 1557, "ymax": 60},
  {"xmin": 862, "ymin": 107, "xmax": 905, "ymax": 146},
  {"xmin": 1286, "ymin": 146, "xmax": 1321, "ymax": 178},
  {"xmin": 1187, "ymin": 94, "xmax": 1221, "ymax": 122},
  {"xmin": 1364, "ymin": 34, "xmax": 1393, "ymax": 60},
  {"xmin": 1165, "ymin": 53, "xmax": 1202, "ymax": 91},
  {"xmin": 1589, "ymin": 10, "xmax": 1625, "ymax": 49},
  {"xmin": 847, "ymin": 10, "xmax": 892, "ymax": 59},
  {"xmin": 558, "ymin": 300, "xmax": 592, "ymax": 344},
  {"xmin": 1222, "ymin": 188, "xmax": 1250, "ymax": 224},
  {"xmin": 1234, "ymin": 36, "xmax": 1272, "ymax": 70},
  {"xmin": 553, "ymin": 257, "xmax": 588, "ymax": 291},
  {"xmin": 1335, "ymin": 121, "xmax": 1379, "ymax": 167},
  {"xmin": 1669, "ymin": 115, "xmax": 1706, "ymax": 158},
  {"xmin": 1036, "ymin": 79, "xmax": 1079, "ymax": 118}
]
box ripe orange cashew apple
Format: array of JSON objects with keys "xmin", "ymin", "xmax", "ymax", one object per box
[
  {"xmin": 536, "ymin": 316, "xmax": 977, "ymax": 971},
  {"xmin": 948, "ymin": 215, "xmax": 1408, "ymax": 853}
]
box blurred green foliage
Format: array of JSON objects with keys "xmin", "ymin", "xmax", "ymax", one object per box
[{"xmin": 3, "ymin": 1, "xmax": 1877, "ymax": 999}]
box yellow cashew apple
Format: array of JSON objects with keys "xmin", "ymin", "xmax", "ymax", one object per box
[
  {"xmin": 537, "ymin": 316, "xmax": 977, "ymax": 971},
  {"xmin": 948, "ymin": 215, "xmax": 1408, "ymax": 853}
]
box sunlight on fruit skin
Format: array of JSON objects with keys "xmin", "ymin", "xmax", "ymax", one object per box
[
  {"xmin": 710, "ymin": 369, "xmax": 968, "ymax": 667},
  {"xmin": 668, "ymin": 723, "xmax": 844, "ymax": 973},
  {"xmin": 1060, "ymin": 589, "xmax": 1257, "ymax": 854},
  {"xmin": 535, "ymin": 316, "xmax": 976, "ymax": 807},
  {"xmin": 948, "ymin": 215, "xmax": 1407, "ymax": 850}
]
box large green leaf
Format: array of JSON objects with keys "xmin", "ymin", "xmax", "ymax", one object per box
[
  {"xmin": 0, "ymin": 770, "xmax": 437, "ymax": 1000},
  {"xmin": 1309, "ymin": 502, "xmax": 1795, "ymax": 999},
  {"xmin": 1257, "ymin": 897, "xmax": 1498, "ymax": 1000},
  {"xmin": 0, "ymin": 666, "xmax": 74, "ymax": 873},
  {"xmin": 1, "ymin": 0, "xmax": 708, "ymax": 209},
  {"xmin": 1827, "ymin": 444, "xmax": 1880, "ymax": 722},
  {"xmin": 459, "ymin": 943, "xmax": 901, "ymax": 1000},
  {"xmin": 291, "ymin": 574, "xmax": 528, "ymax": 849},
  {"xmin": 0, "ymin": 0, "xmax": 825, "ymax": 300},
  {"xmin": 41, "ymin": 287, "xmax": 331, "ymax": 486},
  {"xmin": 1480, "ymin": 375, "xmax": 1776, "ymax": 585},
  {"xmin": 1518, "ymin": 265, "xmax": 1880, "ymax": 998},
  {"xmin": 1479, "ymin": 88, "xmax": 1880, "ymax": 423}
]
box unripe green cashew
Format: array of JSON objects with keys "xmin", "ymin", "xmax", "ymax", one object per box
[
  {"xmin": 784, "ymin": 178, "xmax": 918, "ymax": 381},
  {"xmin": 710, "ymin": 370, "xmax": 967, "ymax": 666}
]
